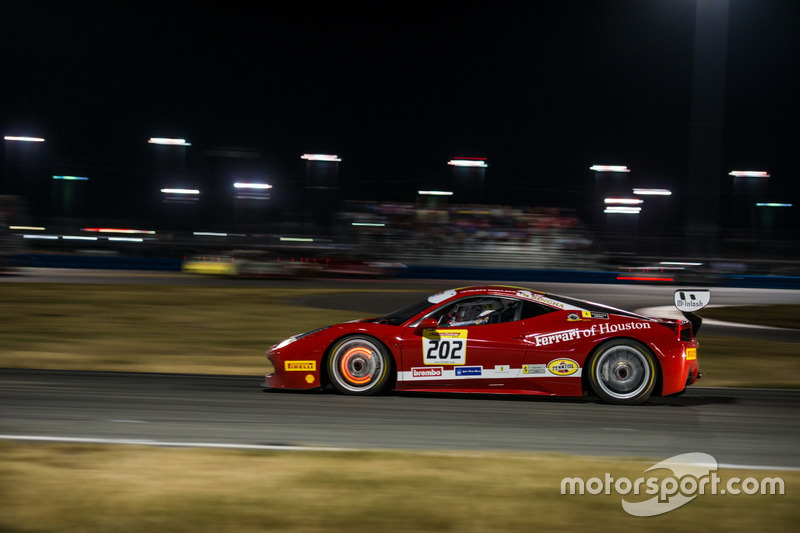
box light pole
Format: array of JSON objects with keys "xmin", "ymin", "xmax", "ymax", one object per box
[
  {"xmin": 590, "ymin": 164, "xmax": 631, "ymax": 229},
  {"xmin": 232, "ymin": 182, "xmax": 273, "ymax": 228},
  {"xmin": 150, "ymin": 137, "xmax": 192, "ymax": 229},
  {"xmin": 729, "ymin": 170, "xmax": 769, "ymax": 243},
  {"xmin": 448, "ymin": 157, "xmax": 487, "ymax": 204},
  {"xmin": 3, "ymin": 135, "xmax": 48, "ymax": 219},
  {"xmin": 301, "ymin": 154, "xmax": 341, "ymax": 232},
  {"xmin": 52, "ymin": 175, "xmax": 89, "ymax": 218},
  {"xmin": 685, "ymin": 0, "xmax": 730, "ymax": 254}
]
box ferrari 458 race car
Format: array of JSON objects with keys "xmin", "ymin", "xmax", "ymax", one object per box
[{"xmin": 263, "ymin": 286, "xmax": 708, "ymax": 404}]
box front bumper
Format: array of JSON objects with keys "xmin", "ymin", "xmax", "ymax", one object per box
[{"xmin": 262, "ymin": 353, "xmax": 322, "ymax": 390}]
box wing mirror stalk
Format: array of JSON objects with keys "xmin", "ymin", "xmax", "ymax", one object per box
[{"xmin": 413, "ymin": 318, "xmax": 438, "ymax": 336}]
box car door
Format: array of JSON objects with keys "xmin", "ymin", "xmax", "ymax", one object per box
[
  {"xmin": 396, "ymin": 296, "xmax": 531, "ymax": 390},
  {"xmin": 517, "ymin": 309, "xmax": 592, "ymax": 395}
]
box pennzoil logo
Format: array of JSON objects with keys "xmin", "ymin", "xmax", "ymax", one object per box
[
  {"xmin": 285, "ymin": 360, "xmax": 316, "ymax": 372},
  {"xmin": 547, "ymin": 358, "xmax": 580, "ymax": 376}
]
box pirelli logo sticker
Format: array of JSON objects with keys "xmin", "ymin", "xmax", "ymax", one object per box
[{"xmin": 285, "ymin": 360, "xmax": 316, "ymax": 372}]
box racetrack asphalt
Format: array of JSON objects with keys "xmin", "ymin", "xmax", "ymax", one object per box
[
  {"xmin": 1, "ymin": 369, "xmax": 798, "ymax": 469},
  {"xmin": 2, "ymin": 269, "xmax": 800, "ymax": 467}
]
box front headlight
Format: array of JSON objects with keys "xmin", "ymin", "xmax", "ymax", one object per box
[{"xmin": 273, "ymin": 327, "xmax": 329, "ymax": 350}]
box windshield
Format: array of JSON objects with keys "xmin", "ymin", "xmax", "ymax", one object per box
[{"xmin": 374, "ymin": 298, "xmax": 434, "ymax": 326}]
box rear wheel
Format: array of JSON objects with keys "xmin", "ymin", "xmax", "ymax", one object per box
[
  {"xmin": 327, "ymin": 335, "xmax": 393, "ymax": 395},
  {"xmin": 588, "ymin": 339, "xmax": 657, "ymax": 405}
]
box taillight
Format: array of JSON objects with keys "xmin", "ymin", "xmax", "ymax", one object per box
[{"xmin": 658, "ymin": 319, "xmax": 694, "ymax": 341}]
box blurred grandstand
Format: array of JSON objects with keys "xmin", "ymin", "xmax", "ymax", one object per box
[{"xmin": 6, "ymin": 197, "xmax": 800, "ymax": 278}]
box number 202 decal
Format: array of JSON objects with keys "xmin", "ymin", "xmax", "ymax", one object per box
[{"xmin": 423, "ymin": 329, "xmax": 468, "ymax": 365}]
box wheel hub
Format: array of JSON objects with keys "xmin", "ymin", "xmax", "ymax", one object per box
[{"xmin": 613, "ymin": 362, "xmax": 631, "ymax": 381}]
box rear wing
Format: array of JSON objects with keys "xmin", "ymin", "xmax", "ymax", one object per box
[{"xmin": 674, "ymin": 289, "xmax": 710, "ymax": 336}]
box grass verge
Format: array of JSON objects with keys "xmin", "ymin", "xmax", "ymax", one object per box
[
  {"xmin": 0, "ymin": 441, "xmax": 797, "ymax": 533},
  {"xmin": 702, "ymin": 305, "xmax": 800, "ymax": 329},
  {"xmin": 0, "ymin": 283, "xmax": 798, "ymax": 387}
]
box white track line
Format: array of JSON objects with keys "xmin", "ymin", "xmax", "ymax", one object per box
[
  {"xmin": 2, "ymin": 434, "xmax": 799, "ymax": 471},
  {"xmin": 0, "ymin": 434, "xmax": 351, "ymax": 452}
]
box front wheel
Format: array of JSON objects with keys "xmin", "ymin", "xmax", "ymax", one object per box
[
  {"xmin": 327, "ymin": 335, "xmax": 393, "ymax": 395},
  {"xmin": 588, "ymin": 339, "xmax": 658, "ymax": 405}
]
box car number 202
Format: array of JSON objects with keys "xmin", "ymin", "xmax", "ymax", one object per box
[{"xmin": 423, "ymin": 329, "xmax": 468, "ymax": 365}]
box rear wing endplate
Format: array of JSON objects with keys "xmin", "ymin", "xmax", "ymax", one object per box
[{"xmin": 674, "ymin": 289, "xmax": 710, "ymax": 336}]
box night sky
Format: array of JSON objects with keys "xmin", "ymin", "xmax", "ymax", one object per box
[{"xmin": 2, "ymin": 0, "xmax": 799, "ymax": 224}]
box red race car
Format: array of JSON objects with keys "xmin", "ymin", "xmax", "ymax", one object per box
[{"xmin": 262, "ymin": 286, "xmax": 707, "ymax": 404}]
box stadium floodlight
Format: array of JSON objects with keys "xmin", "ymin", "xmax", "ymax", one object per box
[
  {"xmin": 62, "ymin": 235, "xmax": 98, "ymax": 241},
  {"xmin": 590, "ymin": 165, "xmax": 630, "ymax": 172},
  {"xmin": 756, "ymin": 203, "xmax": 792, "ymax": 207},
  {"xmin": 352, "ymin": 222, "xmax": 386, "ymax": 227},
  {"xmin": 604, "ymin": 198, "xmax": 643, "ymax": 205},
  {"xmin": 301, "ymin": 154, "xmax": 341, "ymax": 162},
  {"xmin": 233, "ymin": 182, "xmax": 272, "ymax": 190},
  {"xmin": 160, "ymin": 188, "xmax": 200, "ymax": 195},
  {"xmin": 448, "ymin": 158, "xmax": 488, "ymax": 168},
  {"xmin": 418, "ymin": 190, "xmax": 454, "ymax": 196},
  {"xmin": 604, "ymin": 206, "xmax": 642, "ymax": 214},
  {"xmin": 729, "ymin": 170, "xmax": 769, "ymax": 178},
  {"xmin": 53, "ymin": 175, "xmax": 89, "ymax": 181},
  {"xmin": 633, "ymin": 188, "xmax": 671, "ymax": 196},
  {"xmin": 148, "ymin": 137, "xmax": 191, "ymax": 146},
  {"xmin": 4, "ymin": 136, "xmax": 45, "ymax": 142}
]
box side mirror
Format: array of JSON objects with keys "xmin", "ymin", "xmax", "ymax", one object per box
[{"xmin": 413, "ymin": 318, "xmax": 438, "ymax": 336}]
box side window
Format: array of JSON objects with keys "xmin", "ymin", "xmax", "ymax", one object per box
[
  {"xmin": 519, "ymin": 301, "xmax": 557, "ymax": 320},
  {"xmin": 432, "ymin": 297, "xmax": 531, "ymax": 327}
]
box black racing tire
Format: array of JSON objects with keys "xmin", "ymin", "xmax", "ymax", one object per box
[
  {"xmin": 587, "ymin": 339, "xmax": 658, "ymax": 405},
  {"xmin": 326, "ymin": 335, "xmax": 394, "ymax": 395}
]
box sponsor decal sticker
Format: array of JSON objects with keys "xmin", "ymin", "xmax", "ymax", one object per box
[
  {"xmin": 686, "ymin": 348, "xmax": 697, "ymax": 360},
  {"xmin": 305, "ymin": 374, "xmax": 315, "ymax": 384},
  {"xmin": 569, "ymin": 311, "xmax": 609, "ymax": 321},
  {"xmin": 522, "ymin": 364, "xmax": 547, "ymax": 375},
  {"xmin": 423, "ymin": 329, "xmax": 468, "ymax": 365},
  {"xmin": 412, "ymin": 367, "xmax": 443, "ymax": 378},
  {"xmin": 455, "ymin": 366, "xmax": 482, "ymax": 377},
  {"xmin": 534, "ymin": 322, "xmax": 653, "ymax": 347},
  {"xmin": 548, "ymin": 358, "xmax": 580, "ymax": 376},
  {"xmin": 494, "ymin": 365, "xmax": 511, "ymax": 374},
  {"xmin": 535, "ymin": 328, "xmax": 582, "ymax": 346},
  {"xmin": 285, "ymin": 360, "xmax": 316, "ymax": 372},
  {"xmin": 529, "ymin": 293, "xmax": 565, "ymax": 309},
  {"xmin": 674, "ymin": 290, "xmax": 711, "ymax": 312}
]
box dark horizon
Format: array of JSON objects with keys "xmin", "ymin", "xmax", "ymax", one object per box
[{"xmin": 2, "ymin": 1, "xmax": 799, "ymax": 236}]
